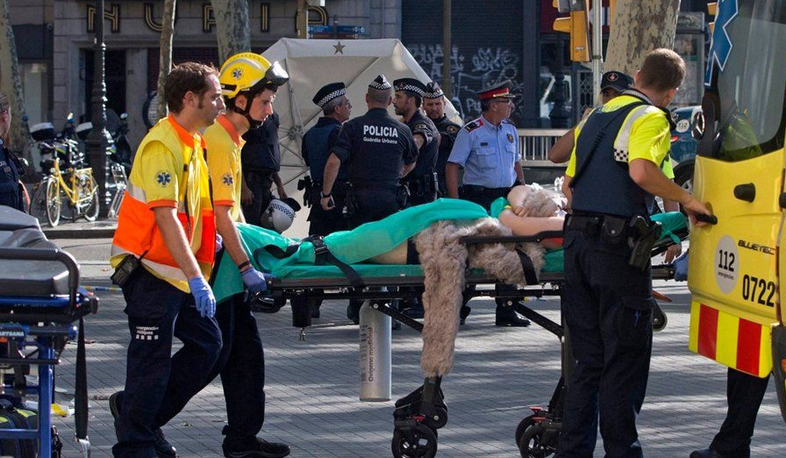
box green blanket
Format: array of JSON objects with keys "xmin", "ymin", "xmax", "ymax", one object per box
[{"xmin": 213, "ymin": 198, "xmax": 687, "ymax": 304}]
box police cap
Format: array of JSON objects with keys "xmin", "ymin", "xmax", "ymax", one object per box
[
  {"xmin": 313, "ymin": 82, "xmax": 347, "ymax": 108},
  {"xmin": 393, "ymin": 78, "xmax": 427, "ymax": 97},
  {"xmin": 600, "ymin": 71, "xmax": 634, "ymax": 93},
  {"xmin": 424, "ymin": 82, "xmax": 445, "ymax": 99},
  {"xmin": 369, "ymin": 74, "xmax": 392, "ymax": 90},
  {"xmin": 477, "ymin": 80, "xmax": 517, "ymax": 100}
]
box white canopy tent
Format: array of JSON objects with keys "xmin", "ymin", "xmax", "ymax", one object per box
[{"xmin": 261, "ymin": 38, "xmax": 462, "ymax": 191}]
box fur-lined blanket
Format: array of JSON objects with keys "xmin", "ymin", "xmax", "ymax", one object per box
[{"xmin": 415, "ymin": 217, "xmax": 547, "ymax": 377}]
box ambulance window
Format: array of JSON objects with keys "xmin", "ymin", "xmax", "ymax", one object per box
[{"xmin": 714, "ymin": 0, "xmax": 786, "ymax": 162}]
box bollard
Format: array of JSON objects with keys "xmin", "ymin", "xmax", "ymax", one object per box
[{"xmin": 359, "ymin": 299, "xmax": 392, "ymax": 402}]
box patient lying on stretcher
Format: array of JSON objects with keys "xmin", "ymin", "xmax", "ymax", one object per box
[{"xmin": 369, "ymin": 184, "xmax": 564, "ymax": 264}]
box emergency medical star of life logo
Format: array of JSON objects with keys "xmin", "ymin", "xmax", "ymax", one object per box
[
  {"xmin": 222, "ymin": 173, "xmax": 234, "ymax": 186},
  {"xmin": 156, "ymin": 171, "xmax": 172, "ymax": 187},
  {"xmin": 705, "ymin": 0, "xmax": 739, "ymax": 86},
  {"xmin": 232, "ymin": 68, "xmax": 243, "ymax": 80}
]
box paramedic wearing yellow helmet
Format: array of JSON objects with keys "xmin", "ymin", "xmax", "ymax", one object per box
[
  {"xmin": 202, "ymin": 52, "xmax": 291, "ymax": 458},
  {"xmin": 110, "ymin": 62, "xmax": 224, "ymax": 458}
]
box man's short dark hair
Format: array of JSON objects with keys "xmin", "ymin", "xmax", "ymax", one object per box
[
  {"xmin": 638, "ymin": 48, "xmax": 686, "ymax": 93},
  {"xmin": 164, "ymin": 62, "xmax": 219, "ymax": 114},
  {"xmin": 226, "ymin": 85, "xmax": 279, "ymax": 113},
  {"xmin": 400, "ymin": 91, "xmax": 422, "ymax": 109},
  {"xmin": 480, "ymin": 99, "xmax": 491, "ymax": 112},
  {"xmin": 368, "ymin": 87, "xmax": 392, "ymax": 104}
]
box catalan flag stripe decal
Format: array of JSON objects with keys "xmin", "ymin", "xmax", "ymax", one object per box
[
  {"xmin": 690, "ymin": 301, "xmax": 772, "ymax": 378},
  {"xmin": 697, "ymin": 304, "xmax": 718, "ymax": 359},
  {"xmin": 737, "ymin": 318, "xmax": 761, "ymax": 375}
]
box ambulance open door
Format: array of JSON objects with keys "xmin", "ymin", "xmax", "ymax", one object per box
[{"xmin": 687, "ymin": 0, "xmax": 786, "ymax": 423}]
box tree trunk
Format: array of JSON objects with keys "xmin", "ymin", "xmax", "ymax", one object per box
[
  {"xmin": 0, "ymin": 0, "xmax": 30, "ymax": 163},
  {"xmin": 157, "ymin": 0, "xmax": 177, "ymax": 121},
  {"xmin": 605, "ymin": 0, "xmax": 681, "ymax": 75},
  {"xmin": 210, "ymin": 0, "xmax": 251, "ymax": 63}
]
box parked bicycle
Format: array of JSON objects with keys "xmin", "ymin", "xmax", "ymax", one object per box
[{"xmin": 29, "ymin": 116, "xmax": 99, "ymax": 227}]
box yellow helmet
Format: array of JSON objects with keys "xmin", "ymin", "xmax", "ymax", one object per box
[{"xmin": 219, "ymin": 52, "xmax": 289, "ymax": 99}]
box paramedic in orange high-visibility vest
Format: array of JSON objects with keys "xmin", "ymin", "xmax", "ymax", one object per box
[{"xmin": 108, "ymin": 62, "xmax": 224, "ymax": 458}]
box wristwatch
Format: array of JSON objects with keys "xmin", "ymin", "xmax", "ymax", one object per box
[{"xmin": 320, "ymin": 191, "xmax": 332, "ymax": 199}]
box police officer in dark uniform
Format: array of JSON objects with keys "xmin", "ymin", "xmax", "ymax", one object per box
[
  {"xmin": 0, "ymin": 92, "xmax": 24, "ymax": 212},
  {"xmin": 302, "ymin": 82, "xmax": 352, "ymax": 236},
  {"xmin": 446, "ymin": 80, "xmax": 529, "ymax": 327},
  {"xmin": 241, "ymin": 111, "xmax": 288, "ymax": 226},
  {"xmin": 422, "ymin": 82, "xmax": 461, "ymax": 196},
  {"xmin": 556, "ymin": 49, "xmax": 712, "ymax": 458},
  {"xmin": 392, "ymin": 78, "xmax": 440, "ymax": 206},
  {"xmin": 320, "ymin": 74, "xmax": 418, "ymax": 322}
]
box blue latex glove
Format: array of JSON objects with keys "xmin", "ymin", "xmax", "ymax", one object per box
[
  {"xmin": 215, "ymin": 233, "xmax": 223, "ymax": 253},
  {"xmin": 241, "ymin": 267, "xmax": 270, "ymax": 295},
  {"xmin": 188, "ymin": 276, "xmax": 216, "ymax": 318}
]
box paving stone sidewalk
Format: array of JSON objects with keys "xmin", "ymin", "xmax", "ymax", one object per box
[{"xmin": 47, "ymin": 275, "xmax": 784, "ymax": 457}]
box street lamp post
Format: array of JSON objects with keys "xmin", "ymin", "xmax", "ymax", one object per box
[{"xmin": 86, "ymin": 0, "xmax": 112, "ymax": 217}]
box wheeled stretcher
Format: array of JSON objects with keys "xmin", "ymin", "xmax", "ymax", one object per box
[
  {"xmin": 0, "ymin": 207, "xmax": 97, "ymax": 457},
  {"xmin": 211, "ymin": 199, "xmax": 687, "ymax": 458}
]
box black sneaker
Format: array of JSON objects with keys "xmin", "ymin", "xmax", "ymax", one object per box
[
  {"xmin": 109, "ymin": 391, "xmax": 178, "ymax": 458},
  {"xmin": 224, "ymin": 438, "xmax": 291, "ymax": 458}
]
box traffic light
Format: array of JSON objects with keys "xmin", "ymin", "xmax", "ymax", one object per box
[
  {"xmin": 553, "ymin": 0, "xmax": 591, "ymax": 62},
  {"xmin": 708, "ymin": 2, "xmax": 718, "ymax": 34}
]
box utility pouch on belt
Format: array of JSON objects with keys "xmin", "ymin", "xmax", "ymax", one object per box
[
  {"xmin": 298, "ymin": 176, "xmax": 313, "ymax": 207},
  {"xmin": 600, "ymin": 216, "xmax": 628, "ymax": 246},
  {"xmin": 397, "ymin": 184, "xmax": 410, "ymax": 208},
  {"xmin": 342, "ymin": 186, "xmax": 358, "ymax": 219},
  {"xmin": 111, "ymin": 254, "xmax": 143, "ymax": 287},
  {"xmin": 627, "ymin": 216, "xmax": 661, "ymax": 271}
]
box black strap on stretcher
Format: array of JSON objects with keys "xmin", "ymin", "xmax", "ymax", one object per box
[
  {"xmin": 75, "ymin": 316, "xmax": 89, "ymax": 448},
  {"xmin": 255, "ymin": 236, "xmax": 365, "ymax": 289},
  {"xmin": 461, "ymin": 232, "xmax": 564, "ymax": 286}
]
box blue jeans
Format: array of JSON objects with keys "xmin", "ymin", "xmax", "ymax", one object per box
[
  {"xmin": 113, "ymin": 267, "xmax": 222, "ymax": 458},
  {"xmin": 556, "ymin": 228, "xmax": 654, "ymax": 458}
]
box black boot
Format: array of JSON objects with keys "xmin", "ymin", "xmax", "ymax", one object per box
[
  {"xmin": 689, "ymin": 448, "xmax": 728, "ymax": 458},
  {"xmin": 495, "ymin": 306, "xmax": 531, "ymax": 327}
]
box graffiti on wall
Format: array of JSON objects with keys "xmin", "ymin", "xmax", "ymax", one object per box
[{"xmin": 408, "ymin": 44, "xmax": 526, "ymax": 123}]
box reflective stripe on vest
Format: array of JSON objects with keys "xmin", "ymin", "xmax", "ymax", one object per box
[{"xmin": 111, "ymin": 117, "xmax": 215, "ymax": 290}]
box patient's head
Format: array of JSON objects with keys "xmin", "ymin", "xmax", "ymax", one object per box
[{"xmin": 519, "ymin": 184, "xmax": 561, "ymax": 217}]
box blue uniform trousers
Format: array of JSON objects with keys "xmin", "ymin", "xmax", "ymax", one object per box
[
  {"xmin": 113, "ymin": 268, "xmax": 222, "ymax": 458},
  {"xmin": 557, "ymin": 227, "xmax": 654, "ymax": 458},
  {"xmin": 209, "ymin": 294, "xmax": 267, "ymax": 450},
  {"xmin": 710, "ymin": 368, "xmax": 770, "ymax": 458}
]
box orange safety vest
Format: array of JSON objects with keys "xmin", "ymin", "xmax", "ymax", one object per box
[{"xmin": 111, "ymin": 116, "xmax": 216, "ymax": 292}]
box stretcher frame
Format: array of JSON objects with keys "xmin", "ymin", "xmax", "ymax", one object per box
[
  {"xmin": 0, "ymin": 247, "xmax": 96, "ymax": 458},
  {"xmin": 261, "ymin": 228, "xmax": 682, "ymax": 457}
]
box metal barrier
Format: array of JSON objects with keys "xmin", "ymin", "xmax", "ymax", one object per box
[{"xmin": 517, "ymin": 128, "xmax": 569, "ymax": 165}]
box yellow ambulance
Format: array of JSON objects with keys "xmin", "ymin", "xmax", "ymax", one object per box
[{"xmin": 689, "ymin": 0, "xmax": 786, "ymax": 422}]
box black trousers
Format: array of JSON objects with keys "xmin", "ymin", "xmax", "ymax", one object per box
[
  {"xmin": 206, "ymin": 294, "xmax": 268, "ymax": 450},
  {"xmin": 710, "ymin": 368, "xmax": 770, "ymax": 458},
  {"xmin": 242, "ymin": 170, "xmax": 275, "ymax": 227},
  {"xmin": 348, "ymin": 188, "xmax": 400, "ymax": 229},
  {"xmin": 113, "ymin": 268, "xmax": 222, "ymax": 458},
  {"xmin": 307, "ymin": 183, "xmax": 349, "ymax": 237},
  {"xmin": 557, "ymin": 227, "xmax": 654, "ymax": 458}
]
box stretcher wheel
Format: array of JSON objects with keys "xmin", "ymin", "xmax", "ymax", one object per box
[
  {"xmin": 514, "ymin": 414, "xmax": 536, "ymax": 448},
  {"xmin": 652, "ymin": 305, "xmax": 668, "ymax": 332},
  {"xmin": 518, "ymin": 424, "xmax": 557, "ymax": 458},
  {"xmin": 392, "ymin": 424, "xmax": 438, "ymax": 458}
]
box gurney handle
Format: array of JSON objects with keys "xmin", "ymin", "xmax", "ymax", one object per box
[
  {"xmin": 460, "ymin": 231, "xmax": 564, "ymax": 246},
  {"xmin": 0, "ymin": 248, "xmax": 81, "ymax": 305}
]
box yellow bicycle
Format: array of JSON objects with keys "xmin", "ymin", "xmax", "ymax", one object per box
[{"xmin": 31, "ymin": 139, "xmax": 99, "ymax": 227}]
